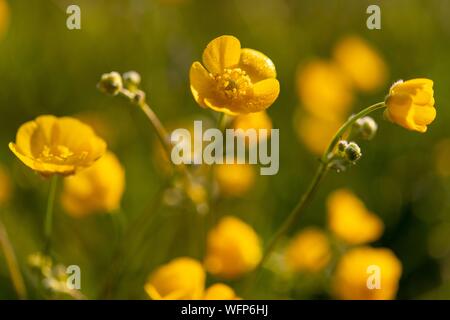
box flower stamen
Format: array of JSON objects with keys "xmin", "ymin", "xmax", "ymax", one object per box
[{"xmin": 214, "ymin": 68, "xmax": 252, "ymax": 100}]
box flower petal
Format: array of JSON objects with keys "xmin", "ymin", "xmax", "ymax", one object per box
[
  {"xmin": 413, "ymin": 104, "xmax": 436, "ymax": 126},
  {"xmin": 202, "ymin": 35, "xmax": 241, "ymax": 74},
  {"xmin": 14, "ymin": 119, "xmax": 38, "ymax": 158},
  {"xmin": 9, "ymin": 142, "xmax": 76, "ymax": 175},
  {"xmin": 189, "ymin": 61, "xmax": 214, "ymax": 108},
  {"xmin": 204, "ymin": 98, "xmax": 240, "ymax": 116},
  {"xmin": 239, "ymin": 48, "xmax": 276, "ymax": 82},
  {"xmin": 57, "ymin": 117, "xmax": 107, "ymax": 163},
  {"xmin": 17, "ymin": 115, "xmax": 58, "ymax": 158},
  {"xmin": 248, "ymin": 78, "xmax": 280, "ymax": 112}
]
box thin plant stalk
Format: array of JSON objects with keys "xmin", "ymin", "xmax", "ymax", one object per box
[
  {"xmin": 44, "ymin": 175, "xmax": 59, "ymax": 255},
  {"xmin": 254, "ymin": 102, "xmax": 386, "ymax": 273},
  {"xmin": 0, "ymin": 216, "xmax": 27, "ymax": 299},
  {"xmin": 118, "ymin": 89, "xmax": 172, "ymax": 158},
  {"xmin": 118, "ymin": 88, "xmax": 195, "ymax": 185}
]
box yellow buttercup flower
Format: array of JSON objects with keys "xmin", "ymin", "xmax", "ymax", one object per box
[
  {"xmin": 285, "ymin": 227, "xmax": 331, "ymax": 273},
  {"xmin": 297, "ymin": 60, "xmax": 353, "ymax": 121},
  {"xmin": 332, "ymin": 247, "xmax": 402, "ymax": 300},
  {"xmin": 205, "ymin": 216, "xmax": 262, "ymax": 279},
  {"xmin": 9, "ymin": 115, "xmax": 106, "ymax": 176},
  {"xmin": 384, "ymin": 79, "xmax": 436, "ymax": 133},
  {"xmin": 232, "ymin": 110, "xmax": 273, "ymax": 134},
  {"xmin": 0, "ymin": 0, "xmax": 9, "ymax": 39},
  {"xmin": 327, "ymin": 189, "xmax": 384, "ymax": 245},
  {"xmin": 333, "ymin": 36, "xmax": 388, "ymax": 92},
  {"xmin": 215, "ymin": 163, "xmax": 255, "ymax": 197},
  {"xmin": 203, "ymin": 283, "xmax": 240, "ymax": 300},
  {"xmin": 145, "ymin": 257, "xmax": 205, "ymax": 300},
  {"xmin": 232, "ymin": 110, "xmax": 273, "ymax": 145},
  {"xmin": 61, "ymin": 151, "xmax": 125, "ymax": 217},
  {"xmin": 294, "ymin": 111, "xmax": 342, "ymax": 155},
  {"xmin": 0, "ymin": 165, "xmax": 11, "ymax": 205},
  {"xmin": 190, "ymin": 35, "xmax": 280, "ymax": 115}
]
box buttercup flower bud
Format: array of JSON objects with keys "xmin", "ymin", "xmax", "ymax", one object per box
[
  {"xmin": 337, "ymin": 140, "xmax": 348, "ymax": 153},
  {"xmin": 123, "ymin": 70, "xmax": 141, "ymax": 91},
  {"xmin": 354, "ymin": 116, "xmax": 378, "ymax": 140},
  {"xmin": 344, "ymin": 142, "xmax": 362, "ymax": 162},
  {"xmin": 97, "ymin": 71, "xmax": 123, "ymax": 95},
  {"xmin": 384, "ymin": 78, "xmax": 436, "ymax": 132}
]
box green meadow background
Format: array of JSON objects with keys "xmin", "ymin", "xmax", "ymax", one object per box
[{"xmin": 1, "ymin": 0, "xmax": 450, "ymax": 299}]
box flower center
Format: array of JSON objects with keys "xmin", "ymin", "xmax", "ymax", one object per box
[
  {"xmin": 214, "ymin": 68, "xmax": 252, "ymax": 100},
  {"xmin": 39, "ymin": 145, "xmax": 75, "ymax": 162}
]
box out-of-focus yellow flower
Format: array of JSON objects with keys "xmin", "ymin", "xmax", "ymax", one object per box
[
  {"xmin": 61, "ymin": 151, "xmax": 125, "ymax": 217},
  {"xmin": 185, "ymin": 181, "xmax": 208, "ymax": 205},
  {"xmin": 384, "ymin": 79, "xmax": 436, "ymax": 133},
  {"xmin": 145, "ymin": 257, "xmax": 205, "ymax": 300},
  {"xmin": 203, "ymin": 283, "xmax": 240, "ymax": 300},
  {"xmin": 285, "ymin": 227, "xmax": 331, "ymax": 273},
  {"xmin": 327, "ymin": 189, "xmax": 383, "ymax": 245},
  {"xmin": 205, "ymin": 216, "xmax": 262, "ymax": 279},
  {"xmin": 0, "ymin": 165, "xmax": 11, "ymax": 205},
  {"xmin": 190, "ymin": 35, "xmax": 280, "ymax": 115},
  {"xmin": 232, "ymin": 111, "xmax": 272, "ymax": 135},
  {"xmin": 215, "ymin": 163, "xmax": 255, "ymax": 197},
  {"xmin": 294, "ymin": 111, "xmax": 342, "ymax": 155},
  {"xmin": 0, "ymin": 0, "xmax": 10, "ymax": 39},
  {"xmin": 9, "ymin": 115, "xmax": 106, "ymax": 176},
  {"xmin": 333, "ymin": 36, "xmax": 388, "ymax": 92},
  {"xmin": 434, "ymin": 139, "xmax": 450, "ymax": 178},
  {"xmin": 232, "ymin": 111, "xmax": 273, "ymax": 145},
  {"xmin": 332, "ymin": 247, "xmax": 402, "ymax": 300},
  {"xmin": 297, "ymin": 60, "xmax": 353, "ymax": 121}
]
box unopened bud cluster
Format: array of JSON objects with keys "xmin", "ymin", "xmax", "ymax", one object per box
[
  {"xmin": 330, "ymin": 140, "xmax": 362, "ymax": 171},
  {"xmin": 97, "ymin": 70, "xmax": 142, "ymax": 96},
  {"xmin": 353, "ymin": 116, "xmax": 378, "ymax": 140}
]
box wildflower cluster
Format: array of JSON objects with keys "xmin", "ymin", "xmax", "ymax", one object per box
[
  {"xmin": 282, "ymin": 189, "xmax": 401, "ymax": 299},
  {"xmin": 4, "ymin": 32, "xmax": 438, "ymax": 301}
]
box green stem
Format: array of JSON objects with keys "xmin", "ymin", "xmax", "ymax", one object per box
[
  {"xmin": 119, "ymin": 89, "xmax": 172, "ymax": 158},
  {"xmin": 321, "ymin": 102, "xmax": 386, "ymax": 162},
  {"xmin": 218, "ymin": 113, "xmax": 230, "ymax": 132},
  {"xmin": 253, "ymin": 102, "xmax": 386, "ymax": 278},
  {"xmin": 202, "ymin": 113, "xmax": 233, "ymax": 251},
  {"xmin": 119, "ymin": 88, "xmax": 195, "ymax": 187},
  {"xmin": 0, "ymin": 215, "xmax": 27, "ymax": 299},
  {"xmin": 44, "ymin": 175, "xmax": 58, "ymax": 255}
]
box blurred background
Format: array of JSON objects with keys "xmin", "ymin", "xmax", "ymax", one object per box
[{"xmin": 0, "ymin": 0, "xmax": 450, "ymax": 299}]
